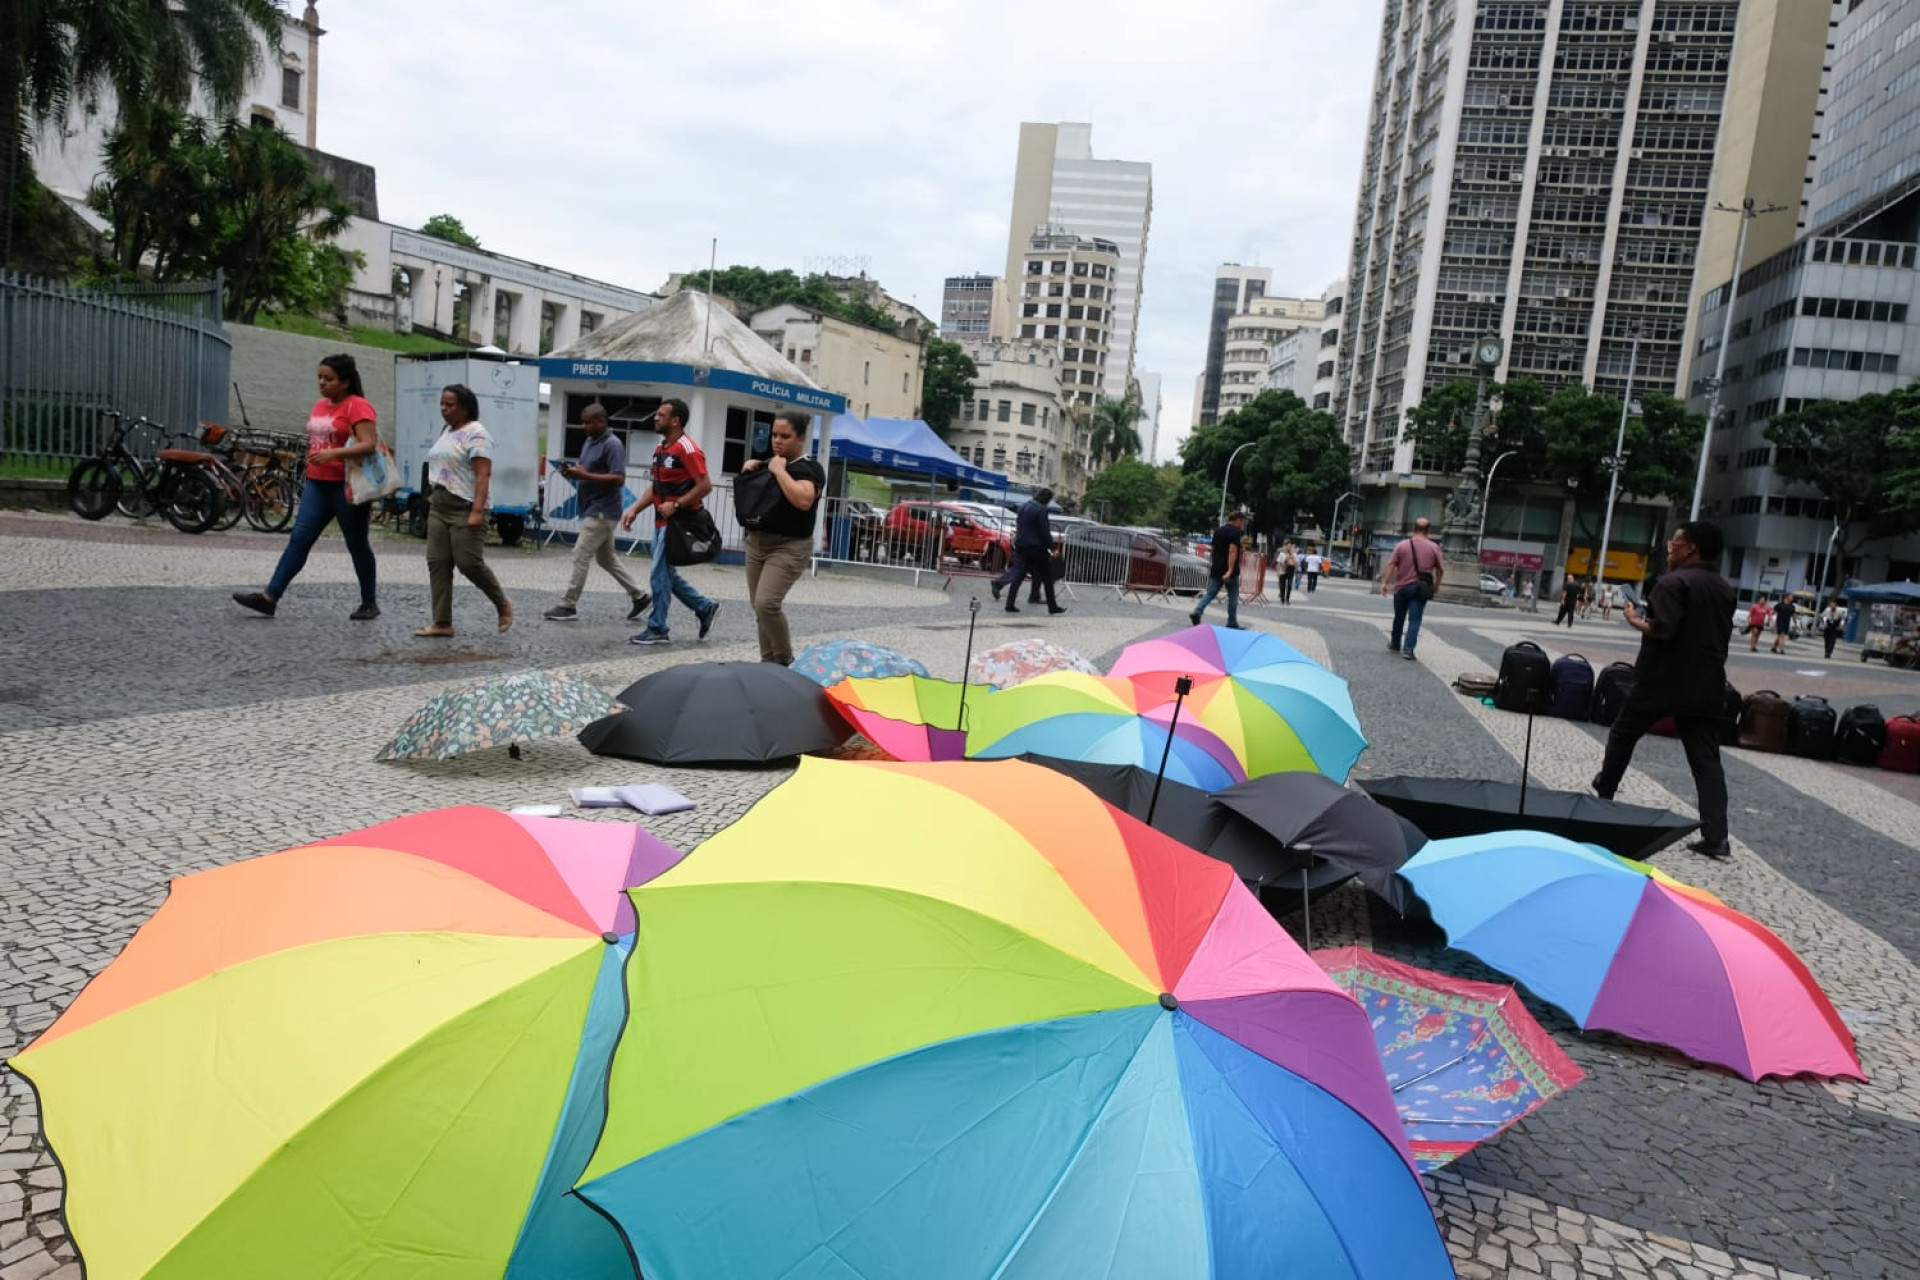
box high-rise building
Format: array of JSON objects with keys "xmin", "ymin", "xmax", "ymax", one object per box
[
  {"xmin": 1011, "ymin": 225, "xmax": 1124, "ymax": 413},
  {"xmin": 939, "ymin": 274, "xmax": 1012, "ymax": 340},
  {"xmin": 1135, "ymin": 371, "xmax": 1163, "ymax": 461},
  {"xmin": 1220, "ymin": 292, "xmax": 1326, "ymax": 417},
  {"xmin": 1335, "ymin": 0, "xmax": 1743, "ymax": 479},
  {"xmin": 1197, "ymin": 265, "xmax": 1271, "ymax": 424},
  {"xmin": 1693, "ymin": 0, "xmax": 1920, "ymax": 591},
  {"xmin": 1267, "ymin": 281, "xmax": 1347, "ymax": 409},
  {"xmin": 1004, "ymin": 123, "xmax": 1153, "ymax": 392}
]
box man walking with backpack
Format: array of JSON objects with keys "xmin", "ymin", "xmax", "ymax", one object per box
[
  {"xmin": 620, "ymin": 399, "xmax": 719, "ymax": 646},
  {"xmin": 1381, "ymin": 517, "xmax": 1442, "ymax": 660},
  {"xmin": 1590, "ymin": 520, "xmax": 1737, "ymax": 859}
]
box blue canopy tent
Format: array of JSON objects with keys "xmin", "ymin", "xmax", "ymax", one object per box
[{"xmin": 825, "ymin": 416, "xmax": 1009, "ymax": 489}]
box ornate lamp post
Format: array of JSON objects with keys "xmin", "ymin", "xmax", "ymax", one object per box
[{"xmin": 1439, "ymin": 334, "xmax": 1504, "ymax": 584}]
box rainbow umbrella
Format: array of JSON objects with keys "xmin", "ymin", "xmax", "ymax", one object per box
[
  {"xmin": 1111, "ymin": 625, "xmax": 1367, "ymax": 780},
  {"xmin": 1398, "ymin": 831, "xmax": 1866, "ymax": 1081},
  {"xmin": 575, "ymin": 759, "xmax": 1451, "ymax": 1278},
  {"xmin": 968, "ymin": 637, "xmax": 1099, "ymax": 689},
  {"xmin": 1315, "ymin": 947, "xmax": 1586, "ymax": 1173},
  {"xmin": 791, "ymin": 638, "xmax": 929, "ymax": 688},
  {"xmin": 965, "ymin": 670, "xmax": 1247, "ymax": 790},
  {"xmin": 8, "ymin": 806, "xmax": 683, "ymax": 1279},
  {"xmin": 824, "ymin": 673, "xmax": 977, "ymax": 761}
]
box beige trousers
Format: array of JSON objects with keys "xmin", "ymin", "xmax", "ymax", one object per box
[
  {"xmin": 427, "ymin": 488, "xmax": 508, "ymax": 626},
  {"xmin": 563, "ymin": 514, "xmax": 648, "ymax": 606},
  {"xmin": 744, "ymin": 531, "xmax": 813, "ymax": 664}
]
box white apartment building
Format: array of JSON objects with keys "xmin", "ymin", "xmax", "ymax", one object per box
[
  {"xmin": 1011, "ymin": 226, "xmax": 1124, "ymax": 410},
  {"xmin": 948, "ymin": 338, "xmax": 1071, "ymax": 489},
  {"xmin": 1197, "ymin": 265, "xmax": 1272, "ymax": 424},
  {"xmin": 1311, "ymin": 279, "xmax": 1348, "ymax": 412},
  {"xmin": 1334, "ymin": 0, "xmax": 1743, "ymax": 477},
  {"xmin": 751, "ymin": 303, "xmax": 926, "ymax": 422},
  {"xmin": 1219, "ymin": 294, "xmax": 1326, "ymax": 416},
  {"xmin": 1004, "ymin": 123, "xmax": 1153, "ymax": 392}
]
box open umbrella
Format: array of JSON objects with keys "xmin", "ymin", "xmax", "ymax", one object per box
[
  {"xmin": 7, "ymin": 806, "xmax": 684, "ymax": 1279},
  {"xmin": 376, "ymin": 669, "xmax": 619, "ymax": 761},
  {"xmin": 823, "ymin": 673, "xmax": 975, "ymax": 762},
  {"xmin": 1112, "ymin": 626, "xmax": 1368, "ymax": 781},
  {"xmin": 1213, "ymin": 772, "xmax": 1426, "ymax": 910},
  {"xmin": 969, "ymin": 637, "xmax": 1099, "ymax": 689},
  {"xmin": 791, "ymin": 638, "xmax": 929, "ymax": 688},
  {"xmin": 1398, "ymin": 831, "xmax": 1866, "ymax": 1081},
  {"xmin": 1315, "ymin": 947, "xmax": 1586, "ymax": 1173},
  {"xmin": 1358, "ymin": 776, "xmax": 1698, "ymax": 860},
  {"xmin": 573, "ymin": 759, "xmax": 1451, "ymax": 1278},
  {"xmin": 1010, "ymin": 754, "xmax": 1260, "ymax": 861},
  {"xmin": 581, "ymin": 661, "xmax": 851, "ymax": 764},
  {"xmin": 966, "ymin": 670, "xmax": 1247, "ymax": 790}
]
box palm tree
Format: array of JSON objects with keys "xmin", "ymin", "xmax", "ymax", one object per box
[{"xmin": 1087, "ymin": 394, "xmax": 1144, "ymax": 467}]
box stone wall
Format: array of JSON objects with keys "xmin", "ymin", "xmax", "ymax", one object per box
[{"xmin": 227, "ymin": 325, "xmax": 399, "ymax": 438}]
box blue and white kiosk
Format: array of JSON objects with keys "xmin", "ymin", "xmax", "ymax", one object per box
[{"xmin": 538, "ymin": 291, "xmax": 846, "ymax": 556}]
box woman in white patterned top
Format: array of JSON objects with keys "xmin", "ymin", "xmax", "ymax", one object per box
[{"xmin": 416, "ymin": 384, "xmax": 513, "ymax": 637}]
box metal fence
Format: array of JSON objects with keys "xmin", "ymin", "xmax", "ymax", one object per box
[{"xmin": 0, "ymin": 271, "xmax": 232, "ymax": 469}]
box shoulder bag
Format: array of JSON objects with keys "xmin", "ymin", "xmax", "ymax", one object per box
[
  {"xmin": 664, "ymin": 505, "xmax": 722, "ymax": 565},
  {"xmin": 344, "ymin": 439, "xmax": 402, "ymax": 506}
]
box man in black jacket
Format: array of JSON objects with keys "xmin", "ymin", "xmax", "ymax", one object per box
[
  {"xmin": 1590, "ymin": 520, "xmax": 1738, "ymax": 858},
  {"xmin": 998, "ymin": 488, "xmax": 1064, "ymax": 615}
]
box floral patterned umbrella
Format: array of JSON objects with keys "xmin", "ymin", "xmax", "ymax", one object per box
[
  {"xmin": 377, "ymin": 670, "xmax": 620, "ymax": 761},
  {"xmin": 1314, "ymin": 947, "xmax": 1585, "ymax": 1173},
  {"xmin": 968, "ymin": 638, "xmax": 1098, "ymax": 690},
  {"xmin": 791, "ymin": 639, "xmax": 929, "ymax": 688}
]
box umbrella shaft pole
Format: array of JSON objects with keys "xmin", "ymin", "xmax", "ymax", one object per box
[
  {"xmin": 1519, "ymin": 711, "xmax": 1534, "ymax": 815},
  {"xmin": 1301, "ymin": 865, "xmax": 1312, "ymax": 950},
  {"xmin": 957, "ymin": 602, "xmax": 979, "ymax": 732},
  {"xmin": 1146, "ymin": 693, "xmax": 1186, "ymax": 824}
]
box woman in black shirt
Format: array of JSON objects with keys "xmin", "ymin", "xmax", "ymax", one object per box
[{"xmin": 739, "ymin": 410, "xmax": 826, "ymax": 664}]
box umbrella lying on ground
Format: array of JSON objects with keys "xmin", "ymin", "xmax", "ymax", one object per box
[
  {"xmin": 1213, "ymin": 772, "xmax": 1426, "ymax": 911},
  {"xmin": 823, "ymin": 673, "xmax": 975, "ymax": 762},
  {"xmin": 791, "ymin": 638, "xmax": 929, "ymax": 688},
  {"xmin": 1315, "ymin": 947, "xmax": 1586, "ymax": 1173},
  {"xmin": 1357, "ymin": 777, "xmax": 1698, "ymax": 860},
  {"xmin": 377, "ymin": 669, "xmax": 619, "ymax": 761},
  {"xmin": 8, "ymin": 806, "xmax": 683, "ymax": 1279},
  {"xmin": 968, "ymin": 637, "xmax": 1099, "ymax": 689},
  {"xmin": 1012, "ymin": 754, "xmax": 1292, "ymax": 873},
  {"xmin": 966, "ymin": 670, "xmax": 1247, "ymax": 790},
  {"xmin": 1397, "ymin": 831, "xmax": 1866, "ymax": 1082},
  {"xmin": 581, "ymin": 661, "xmax": 850, "ymax": 765},
  {"xmin": 573, "ymin": 759, "xmax": 1452, "ymax": 1279}
]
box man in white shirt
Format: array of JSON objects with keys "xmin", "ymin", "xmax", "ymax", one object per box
[{"xmin": 1303, "ymin": 548, "xmax": 1325, "ymax": 595}]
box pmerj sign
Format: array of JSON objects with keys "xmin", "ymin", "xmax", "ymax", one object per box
[{"xmin": 538, "ymin": 358, "xmax": 847, "ymax": 416}]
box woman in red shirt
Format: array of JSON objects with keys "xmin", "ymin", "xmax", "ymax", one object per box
[{"xmin": 232, "ymin": 354, "xmax": 382, "ymax": 619}]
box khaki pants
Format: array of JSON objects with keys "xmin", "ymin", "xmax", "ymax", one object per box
[
  {"xmin": 744, "ymin": 531, "xmax": 813, "ymax": 664},
  {"xmin": 427, "ymin": 487, "xmax": 508, "ymax": 626},
  {"xmin": 562, "ymin": 514, "xmax": 648, "ymax": 606}
]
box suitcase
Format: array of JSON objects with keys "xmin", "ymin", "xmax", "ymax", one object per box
[
  {"xmin": 1453, "ymin": 672, "xmax": 1498, "ymax": 697},
  {"xmin": 1589, "ymin": 662, "xmax": 1637, "ymax": 727},
  {"xmin": 1880, "ymin": 715, "xmax": 1920, "ymax": 773},
  {"xmin": 1737, "ymin": 690, "xmax": 1791, "ymax": 753},
  {"xmin": 1547, "ymin": 654, "xmax": 1595, "ymax": 720},
  {"xmin": 1834, "ymin": 705, "xmax": 1887, "ymax": 766},
  {"xmin": 1788, "ymin": 695, "xmax": 1838, "ymax": 760},
  {"xmin": 1494, "ymin": 641, "xmax": 1553, "ymax": 714}
]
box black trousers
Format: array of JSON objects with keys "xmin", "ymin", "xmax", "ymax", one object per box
[
  {"xmin": 1004, "ymin": 547, "xmax": 1056, "ymax": 610},
  {"xmin": 1593, "ymin": 700, "xmax": 1728, "ymax": 843},
  {"xmin": 1555, "ymin": 601, "xmax": 1576, "ymax": 626}
]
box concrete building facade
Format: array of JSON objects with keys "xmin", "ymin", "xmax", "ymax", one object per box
[
  {"xmin": 751, "ymin": 303, "xmax": 926, "ymax": 422},
  {"xmin": 939, "ymin": 274, "xmax": 1013, "ymax": 340},
  {"xmin": 1197, "ymin": 265, "xmax": 1271, "ymax": 425},
  {"xmin": 1220, "ymin": 293, "xmax": 1326, "ymax": 416},
  {"xmin": 947, "ymin": 338, "xmax": 1071, "ymax": 490},
  {"xmin": 1004, "ymin": 123, "xmax": 1153, "ymax": 392},
  {"xmin": 1012, "ymin": 226, "xmax": 1124, "ymax": 410},
  {"xmin": 1135, "ymin": 371, "xmax": 1164, "ymax": 462}
]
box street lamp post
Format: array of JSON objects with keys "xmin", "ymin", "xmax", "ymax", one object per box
[
  {"xmin": 1218, "ymin": 441, "xmax": 1255, "ymax": 526},
  {"xmin": 1476, "ymin": 450, "xmax": 1517, "ymax": 564},
  {"xmin": 1441, "ymin": 333, "xmax": 1504, "ymax": 575},
  {"xmin": 1596, "ymin": 328, "xmax": 1640, "ymax": 592},
  {"xmin": 1330, "ymin": 489, "xmax": 1359, "ymax": 553},
  {"xmin": 1691, "ymin": 197, "xmax": 1789, "ymax": 518}
]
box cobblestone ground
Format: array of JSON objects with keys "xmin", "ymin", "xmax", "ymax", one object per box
[{"xmin": 1, "ymin": 512, "xmax": 1915, "ymax": 1279}]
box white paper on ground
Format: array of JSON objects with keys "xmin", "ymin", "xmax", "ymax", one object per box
[
  {"xmin": 508, "ymin": 804, "xmax": 564, "ymax": 817},
  {"xmin": 569, "ymin": 787, "xmax": 630, "ymax": 808}
]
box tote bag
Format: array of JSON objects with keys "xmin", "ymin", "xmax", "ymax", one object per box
[{"xmin": 344, "ymin": 440, "xmax": 402, "ymax": 506}]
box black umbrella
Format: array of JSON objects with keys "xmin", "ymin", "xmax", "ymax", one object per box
[
  {"xmin": 1211, "ymin": 772, "xmax": 1426, "ymax": 918},
  {"xmin": 1355, "ymin": 777, "xmax": 1698, "ymax": 860},
  {"xmin": 580, "ymin": 662, "xmax": 852, "ymax": 765}
]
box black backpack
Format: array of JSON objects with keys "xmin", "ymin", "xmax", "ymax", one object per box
[
  {"xmin": 732, "ymin": 466, "xmax": 783, "ymax": 531},
  {"xmin": 1494, "ymin": 641, "xmax": 1553, "ymax": 714},
  {"xmin": 1547, "ymin": 653, "xmax": 1595, "ymax": 720},
  {"xmin": 1787, "ymin": 695, "xmax": 1837, "ymax": 760},
  {"xmin": 1835, "ymin": 705, "xmax": 1887, "ymax": 766},
  {"xmin": 1590, "ymin": 662, "xmax": 1637, "ymax": 727}
]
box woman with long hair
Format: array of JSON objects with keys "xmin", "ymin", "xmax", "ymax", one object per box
[
  {"xmin": 415, "ymin": 383, "xmax": 512, "ymax": 636},
  {"xmin": 232, "ymin": 354, "xmax": 380, "ymax": 619}
]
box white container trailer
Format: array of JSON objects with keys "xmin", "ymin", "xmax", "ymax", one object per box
[{"xmin": 392, "ymin": 352, "xmax": 542, "ymax": 542}]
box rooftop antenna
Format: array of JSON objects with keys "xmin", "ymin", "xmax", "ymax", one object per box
[{"xmin": 702, "ymin": 237, "xmax": 717, "ymax": 353}]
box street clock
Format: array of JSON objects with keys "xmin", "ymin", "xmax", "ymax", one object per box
[{"xmin": 1474, "ymin": 336, "xmax": 1504, "ymax": 369}]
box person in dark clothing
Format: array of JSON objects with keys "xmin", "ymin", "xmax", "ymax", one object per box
[
  {"xmin": 1590, "ymin": 521, "xmax": 1738, "ymax": 859},
  {"xmin": 999, "ymin": 488, "xmax": 1064, "ymax": 614},
  {"xmin": 1770, "ymin": 593, "xmax": 1798, "ymax": 653},
  {"xmin": 1554, "ymin": 575, "xmax": 1579, "ymax": 626},
  {"xmin": 1190, "ymin": 510, "xmax": 1247, "ymax": 628}
]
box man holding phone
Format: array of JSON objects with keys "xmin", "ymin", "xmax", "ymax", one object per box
[{"xmin": 544, "ymin": 402, "xmax": 651, "ymax": 621}]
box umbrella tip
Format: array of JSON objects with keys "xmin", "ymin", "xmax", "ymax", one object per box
[
  {"xmin": 601, "ymin": 931, "xmax": 621, "ymax": 945},
  {"xmin": 509, "ymin": 743, "xmax": 522, "ymax": 760},
  {"xmin": 1158, "ymin": 992, "xmax": 1179, "ymax": 1011}
]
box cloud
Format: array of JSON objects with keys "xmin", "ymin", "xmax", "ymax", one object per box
[{"xmin": 318, "ymin": 0, "xmax": 1375, "ymax": 461}]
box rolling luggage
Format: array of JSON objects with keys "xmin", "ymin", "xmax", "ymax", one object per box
[
  {"xmin": 1834, "ymin": 705, "xmax": 1887, "ymax": 767},
  {"xmin": 1880, "ymin": 715, "xmax": 1920, "ymax": 773},
  {"xmin": 1590, "ymin": 662, "xmax": 1637, "ymax": 727},
  {"xmin": 1494, "ymin": 641, "xmax": 1553, "ymax": 714},
  {"xmin": 1737, "ymin": 691, "xmax": 1790, "ymax": 753},
  {"xmin": 1787, "ymin": 695, "xmax": 1837, "ymax": 760},
  {"xmin": 1547, "ymin": 653, "xmax": 1595, "ymax": 720}
]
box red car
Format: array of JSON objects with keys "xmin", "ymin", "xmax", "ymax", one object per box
[{"xmin": 882, "ymin": 500, "xmax": 1012, "ymax": 572}]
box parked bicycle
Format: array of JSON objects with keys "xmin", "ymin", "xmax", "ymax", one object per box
[
  {"xmin": 197, "ymin": 422, "xmax": 301, "ymax": 533},
  {"xmin": 67, "ymin": 411, "xmax": 226, "ymax": 533}
]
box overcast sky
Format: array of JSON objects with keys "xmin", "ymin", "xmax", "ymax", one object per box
[{"xmin": 321, "ymin": 0, "xmax": 1377, "ymax": 462}]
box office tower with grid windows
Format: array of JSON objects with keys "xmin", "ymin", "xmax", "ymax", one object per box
[
  {"xmin": 1334, "ymin": 0, "xmax": 1743, "ymax": 480},
  {"xmin": 1196, "ymin": 265, "xmax": 1271, "ymax": 424}
]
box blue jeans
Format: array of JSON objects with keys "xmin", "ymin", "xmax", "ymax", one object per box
[
  {"xmin": 646, "ymin": 524, "xmax": 715, "ymax": 635},
  {"xmin": 1193, "ymin": 575, "xmax": 1240, "ymax": 627},
  {"xmin": 1390, "ymin": 585, "xmax": 1428, "ymax": 653},
  {"xmin": 265, "ymin": 478, "xmax": 376, "ymax": 604}
]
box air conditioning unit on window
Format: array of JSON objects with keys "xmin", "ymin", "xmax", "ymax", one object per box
[{"xmin": 1556, "ymin": 288, "xmax": 1572, "ymax": 299}]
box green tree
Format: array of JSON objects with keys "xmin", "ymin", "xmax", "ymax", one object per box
[
  {"xmin": 1181, "ymin": 390, "xmax": 1351, "ymax": 537},
  {"xmin": 1165, "ymin": 472, "xmax": 1222, "ymax": 535},
  {"xmin": 682, "ymin": 265, "xmax": 899, "ymax": 333},
  {"xmin": 1537, "ymin": 384, "xmax": 1702, "ymax": 570},
  {"xmin": 919, "ymin": 337, "xmax": 976, "ymax": 436},
  {"xmin": 1404, "ymin": 376, "xmax": 1550, "ymax": 479},
  {"xmin": 418, "ymin": 213, "xmax": 480, "ymax": 249},
  {"xmin": 1088, "ymin": 394, "xmax": 1143, "ymax": 466},
  {"xmin": 1082, "ymin": 456, "xmax": 1170, "ymax": 526},
  {"xmin": 1767, "ymin": 388, "xmax": 1920, "ymax": 567}
]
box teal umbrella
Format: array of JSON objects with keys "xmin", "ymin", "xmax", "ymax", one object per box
[{"xmin": 378, "ymin": 670, "xmax": 620, "ymax": 760}]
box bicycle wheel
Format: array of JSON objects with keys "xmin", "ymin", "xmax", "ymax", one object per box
[
  {"xmin": 245, "ymin": 474, "xmax": 296, "ymax": 532},
  {"xmin": 115, "ymin": 461, "xmax": 155, "ymax": 519},
  {"xmin": 67, "ymin": 460, "xmax": 123, "ymax": 521},
  {"xmin": 161, "ymin": 468, "xmax": 224, "ymax": 534},
  {"xmin": 211, "ymin": 468, "xmax": 247, "ymax": 531}
]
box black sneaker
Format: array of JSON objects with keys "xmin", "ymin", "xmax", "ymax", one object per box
[
  {"xmin": 544, "ymin": 604, "xmax": 579, "ymax": 622},
  {"xmin": 1048, "ymin": 607, "xmax": 1068, "ymax": 615},
  {"xmin": 1188, "ymin": 613, "xmax": 1202, "ymax": 627},
  {"xmin": 630, "ymin": 630, "xmax": 671, "ymax": 646},
  {"xmin": 990, "ymin": 581, "xmax": 1003, "ymax": 602},
  {"xmin": 1590, "ymin": 775, "xmax": 1615, "ymax": 800},
  {"xmin": 627, "ymin": 594, "xmax": 653, "ymax": 621},
  {"xmin": 696, "ymin": 603, "xmax": 720, "ymax": 640},
  {"xmin": 1402, "ymin": 649, "xmax": 1417, "ymax": 661},
  {"xmin": 1687, "ymin": 838, "xmax": 1732, "ymax": 859},
  {"xmin": 349, "ymin": 603, "xmax": 380, "ymax": 621},
  {"xmin": 233, "ymin": 591, "xmax": 276, "ymax": 617}
]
